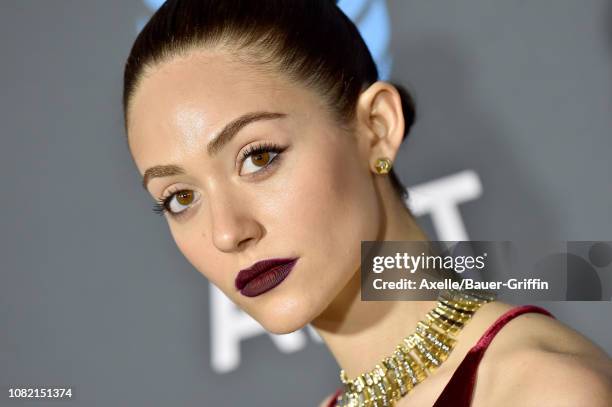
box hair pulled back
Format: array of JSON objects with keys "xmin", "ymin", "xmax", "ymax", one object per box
[{"xmin": 123, "ymin": 0, "xmax": 416, "ymax": 202}]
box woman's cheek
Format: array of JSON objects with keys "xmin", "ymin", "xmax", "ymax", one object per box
[{"xmin": 170, "ymin": 227, "xmax": 214, "ymax": 281}]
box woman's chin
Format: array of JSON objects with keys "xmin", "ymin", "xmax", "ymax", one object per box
[
  {"xmin": 262, "ymin": 319, "xmax": 308, "ymax": 335},
  {"xmin": 248, "ymin": 296, "xmax": 318, "ymax": 334}
]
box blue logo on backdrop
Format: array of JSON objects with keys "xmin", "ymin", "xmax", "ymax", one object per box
[{"xmin": 138, "ymin": 0, "xmax": 393, "ymax": 80}]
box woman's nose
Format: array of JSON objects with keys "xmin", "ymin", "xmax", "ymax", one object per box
[{"xmin": 209, "ymin": 192, "xmax": 261, "ymax": 253}]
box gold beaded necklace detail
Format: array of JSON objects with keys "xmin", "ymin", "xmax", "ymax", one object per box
[{"xmin": 333, "ymin": 289, "xmax": 495, "ymax": 407}]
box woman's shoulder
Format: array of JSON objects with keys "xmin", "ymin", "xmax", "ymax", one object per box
[
  {"xmin": 474, "ymin": 303, "xmax": 612, "ymax": 406},
  {"xmin": 484, "ymin": 345, "xmax": 612, "ymax": 406}
]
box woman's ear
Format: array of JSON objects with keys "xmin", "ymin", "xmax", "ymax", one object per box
[{"xmin": 354, "ymin": 81, "xmax": 405, "ymax": 172}]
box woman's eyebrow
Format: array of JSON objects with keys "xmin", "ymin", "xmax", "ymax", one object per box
[{"xmin": 142, "ymin": 110, "xmax": 287, "ymax": 190}]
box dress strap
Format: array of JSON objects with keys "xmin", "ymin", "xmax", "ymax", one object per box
[
  {"xmin": 327, "ymin": 388, "xmax": 343, "ymax": 407},
  {"xmin": 432, "ymin": 305, "xmax": 555, "ymax": 406}
]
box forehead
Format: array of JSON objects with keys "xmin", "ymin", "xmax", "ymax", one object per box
[{"xmin": 127, "ymin": 48, "xmax": 320, "ymax": 170}]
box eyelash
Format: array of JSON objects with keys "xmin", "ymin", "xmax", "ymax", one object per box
[{"xmin": 152, "ymin": 141, "xmax": 286, "ymax": 218}]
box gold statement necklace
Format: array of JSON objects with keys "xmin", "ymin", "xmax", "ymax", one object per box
[{"xmin": 333, "ymin": 289, "xmax": 496, "ymax": 407}]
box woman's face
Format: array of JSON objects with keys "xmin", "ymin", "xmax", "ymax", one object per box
[{"xmin": 127, "ymin": 49, "xmax": 383, "ymax": 333}]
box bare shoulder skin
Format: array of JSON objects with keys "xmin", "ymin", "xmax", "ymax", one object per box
[{"xmin": 472, "ymin": 305, "xmax": 612, "ymax": 406}]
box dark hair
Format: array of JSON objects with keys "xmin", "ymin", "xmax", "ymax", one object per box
[{"xmin": 123, "ymin": 0, "xmax": 416, "ymax": 204}]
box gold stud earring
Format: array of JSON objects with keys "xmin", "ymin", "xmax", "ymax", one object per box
[{"xmin": 374, "ymin": 157, "xmax": 392, "ymax": 175}]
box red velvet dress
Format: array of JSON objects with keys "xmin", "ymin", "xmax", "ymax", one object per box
[{"xmin": 327, "ymin": 305, "xmax": 555, "ymax": 407}]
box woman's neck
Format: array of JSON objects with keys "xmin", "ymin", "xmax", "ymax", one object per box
[
  {"xmin": 311, "ymin": 193, "xmax": 437, "ymax": 379},
  {"xmin": 311, "ymin": 275, "xmax": 438, "ymax": 378}
]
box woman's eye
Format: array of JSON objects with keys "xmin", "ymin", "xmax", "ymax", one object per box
[
  {"xmin": 167, "ymin": 190, "xmax": 197, "ymax": 215},
  {"xmin": 240, "ymin": 150, "xmax": 279, "ymax": 175},
  {"xmin": 153, "ymin": 189, "xmax": 200, "ymax": 218}
]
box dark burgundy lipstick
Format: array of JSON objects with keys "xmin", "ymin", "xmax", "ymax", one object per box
[{"xmin": 235, "ymin": 257, "xmax": 299, "ymax": 297}]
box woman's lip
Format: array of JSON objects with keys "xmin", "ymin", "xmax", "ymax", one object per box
[{"xmin": 235, "ymin": 257, "xmax": 299, "ymax": 292}]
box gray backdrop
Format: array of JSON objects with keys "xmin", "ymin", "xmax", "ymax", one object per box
[{"xmin": 1, "ymin": 1, "xmax": 611, "ymax": 406}]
